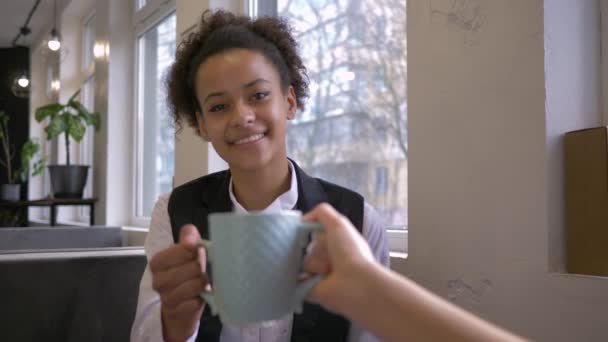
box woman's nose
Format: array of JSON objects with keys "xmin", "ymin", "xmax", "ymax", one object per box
[{"xmin": 230, "ymin": 101, "xmax": 255, "ymax": 127}]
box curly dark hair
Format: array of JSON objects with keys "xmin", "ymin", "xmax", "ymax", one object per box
[{"xmin": 167, "ymin": 9, "xmax": 309, "ymax": 133}]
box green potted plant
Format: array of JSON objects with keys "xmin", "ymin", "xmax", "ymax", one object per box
[
  {"xmin": 0, "ymin": 110, "xmax": 46, "ymax": 201},
  {"xmin": 35, "ymin": 89, "xmax": 100, "ymax": 198}
]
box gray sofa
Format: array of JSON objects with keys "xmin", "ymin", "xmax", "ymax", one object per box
[
  {"xmin": 0, "ymin": 226, "xmax": 124, "ymax": 251},
  {"xmin": 0, "ymin": 226, "xmax": 147, "ymax": 342}
]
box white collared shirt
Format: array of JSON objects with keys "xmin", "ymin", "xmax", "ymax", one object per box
[{"xmin": 131, "ymin": 162, "xmax": 389, "ymax": 342}]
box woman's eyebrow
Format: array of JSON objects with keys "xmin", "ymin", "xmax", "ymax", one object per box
[
  {"xmin": 203, "ymin": 91, "xmax": 225, "ymax": 105},
  {"xmin": 243, "ymin": 78, "xmax": 270, "ymax": 88}
]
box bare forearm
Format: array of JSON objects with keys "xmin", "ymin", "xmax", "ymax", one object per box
[{"xmin": 343, "ymin": 265, "xmax": 525, "ymax": 342}]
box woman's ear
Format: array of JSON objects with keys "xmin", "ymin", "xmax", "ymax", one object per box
[
  {"xmin": 196, "ymin": 111, "xmax": 210, "ymax": 141},
  {"xmin": 286, "ymin": 86, "xmax": 297, "ymax": 120}
]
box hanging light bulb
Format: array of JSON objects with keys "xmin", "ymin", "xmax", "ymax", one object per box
[
  {"xmin": 15, "ymin": 28, "xmax": 30, "ymax": 88},
  {"xmin": 48, "ymin": 28, "xmax": 61, "ymax": 51},
  {"xmin": 17, "ymin": 74, "xmax": 29, "ymax": 88},
  {"xmin": 12, "ymin": 70, "xmax": 30, "ymax": 98},
  {"xmin": 48, "ymin": 0, "xmax": 61, "ymax": 51}
]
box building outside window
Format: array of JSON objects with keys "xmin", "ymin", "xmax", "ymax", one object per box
[{"xmin": 260, "ymin": 0, "xmax": 408, "ymax": 239}]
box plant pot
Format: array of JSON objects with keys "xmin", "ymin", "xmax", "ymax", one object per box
[
  {"xmin": 48, "ymin": 165, "xmax": 89, "ymax": 199},
  {"xmin": 0, "ymin": 184, "xmax": 21, "ymax": 201}
]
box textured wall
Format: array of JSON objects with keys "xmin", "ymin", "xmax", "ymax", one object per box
[{"xmin": 403, "ymin": 0, "xmax": 608, "ymax": 340}]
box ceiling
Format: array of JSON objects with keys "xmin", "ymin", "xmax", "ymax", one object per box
[{"xmin": 0, "ymin": 0, "xmax": 69, "ymax": 48}]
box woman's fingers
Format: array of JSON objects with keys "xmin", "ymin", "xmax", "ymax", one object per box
[
  {"xmin": 152, "ymin": 259, "xmax": 207, "ymax": 293},
  {"xmin": 161, "ymin": 277, "xmax": 208, "ymax": 310}
]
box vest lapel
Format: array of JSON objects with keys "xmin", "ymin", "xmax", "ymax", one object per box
[
  {"xmin": 202, "ymin": 170, "xmax": 232, "ymax": 212},
  {"xmin": 291, "ymin": 159, "xmax": 328, "ymax": 212},
  {"xmin": 195, "ymin": 170, "xmax": 232, "ymax": 239}
]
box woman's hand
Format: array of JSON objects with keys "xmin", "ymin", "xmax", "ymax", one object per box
[{"xmin": 149, "ymin": 224, "xmax": 208, "ymax": 342}]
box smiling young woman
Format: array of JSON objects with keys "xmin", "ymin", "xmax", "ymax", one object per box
[{"xmin": 131, "ymin": 9, "xmax": 390, "ymax": 342}]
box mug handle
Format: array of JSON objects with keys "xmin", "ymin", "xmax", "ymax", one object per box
[
  {"xmin": 197, "ymin": 239, "xmax": 213, "ymax": 261},
  {"xmin": 197, "ymin": 239, "xmax": 218, "ymax": 315},
  {"xmin": 293, "ymin": 275, "xmax": 323, "ymax": 313},
  {"xmin": 293, "ymin": 222, "xmax": 324, "ymax": 312},
  {"xmin": 299, "ymin": 222, "xmax": 323, "ymax": 235}
]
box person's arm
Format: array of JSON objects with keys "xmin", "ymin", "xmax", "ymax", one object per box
[
  {"xmin": 130, "ymin": 194, "xmax": 205, "ymax": 342},
  {"xmin": 303, "ymin": 203, "xmax": 526, "ymax": 342},
  {"xmin": 346, "ymin": 203, "xmax": 389, "ymax": 342}
]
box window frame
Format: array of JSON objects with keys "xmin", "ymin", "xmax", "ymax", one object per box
[
  {"xmin": 134, "ymin": 0, "xmax": 174, "ymax": 32},
  {"xmin": 71, "ymin": 10, "xmax": 97, "ymax": 222},
  {"xmin": 76, "ymin": 75, "xmax": 96, "ymax": 221},
  {"xmin": 132, "ymin": 1, "xmax": 176, "ymax": 227},
  {"xmin": 82, "ymin": 11, "xmax": 96, "ymax": 76}
]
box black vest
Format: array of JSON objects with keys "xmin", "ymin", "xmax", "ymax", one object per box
[{"xmin": 167, "ymin": 160, "xmax": 364, "ymax": 342}]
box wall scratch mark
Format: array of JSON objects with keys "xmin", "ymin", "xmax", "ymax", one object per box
[
  {"xmin": 447, "ymin": 278, "xmax": 493, "ymax": 305},
  {"xmin": 430, "ymin": 0, "xmax": 486, "ymax": 46}
]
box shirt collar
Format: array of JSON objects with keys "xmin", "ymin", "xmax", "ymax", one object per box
[{"xmin": 228, "ymin": 160, "xmax": 299, "ymax": 213}]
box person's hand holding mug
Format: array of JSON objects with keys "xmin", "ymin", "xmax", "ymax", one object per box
[
  {"xmin": 303, "ymin": 203, "xmax": 377, "ymax": 316},
  {"xmin": 149, "ymin": 224, "xmax": 208, "ymax": 342}
]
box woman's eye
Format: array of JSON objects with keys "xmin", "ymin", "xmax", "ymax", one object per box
[
  {"xmin": 251, "ymin": 91, "xmax": 270, "ymax": 101},
  {"xmin": 209, "ymin": 104, "xmax": 227, "ymax": 112}
]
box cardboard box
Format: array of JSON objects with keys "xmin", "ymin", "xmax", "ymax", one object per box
[{"xmin": 565, "ymin": 126, "xmax": 608, "ymax": 276}]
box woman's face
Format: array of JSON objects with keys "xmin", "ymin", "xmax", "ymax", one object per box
[{"xmin": 194, "ymin": 48, "xmax": 296, "ymax": 173}]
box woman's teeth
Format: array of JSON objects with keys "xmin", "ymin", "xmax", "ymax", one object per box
[{"xmin": 234, "ymin": 133, "xmax": 264, "ymax": 145}]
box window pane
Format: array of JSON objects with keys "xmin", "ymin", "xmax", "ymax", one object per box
[
  {"xmin": 279, "ymin": 0, "xmax": 407, "ymax": 230},
  {"xmin": 137, "ymin": 13, "xmax": 176, "ymax": 216},
  {"xmin": 83, "ymin": 14, "xmax": 96, "ymax": 71}
]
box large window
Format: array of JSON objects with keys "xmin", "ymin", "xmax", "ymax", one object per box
[
  {"xmin": 258, "ymin": 0, "xmax": 408, "ymax": 251},
  {"xmin": 135, "ymin": 12, "xmax": 176, "ymax": 217}
]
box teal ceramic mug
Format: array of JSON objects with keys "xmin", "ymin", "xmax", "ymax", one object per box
[{"xmin": 198, "ymin": 210, "xmax": 322, "ymax": 325}]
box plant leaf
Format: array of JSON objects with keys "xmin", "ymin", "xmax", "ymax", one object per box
[
  {"xmin": 68, "ymin": 115, "xmax": 86, "ymax": 142},
  {"xmin": 45, "ymin": 115, "xmax": 67, "ymax": 140},
  {"xmin": 20, "ymin": 140, "xmax": 40, "ymax": 161},
  {"xmin": 32, "ymin": 158, "xmax": 46, "ymax": 176},
  {"xmin": 21, "ymin": 157, "xmax": 46, "ymax": 182},
  {"xmin": 71, "ymin": 100, "xmax": 101, "ymax": 130},
  {"xmin": 18, "ymin": 140, "xmax": 44, "ymax": 183},
  {"xmin": 35, "ymin": 104, "xmax": 64, "ymax": 122}
]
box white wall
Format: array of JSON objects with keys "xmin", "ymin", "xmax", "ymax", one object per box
[{"xmin": 403, "ymin": 0, "xmax": 608, "ymax": 340}]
